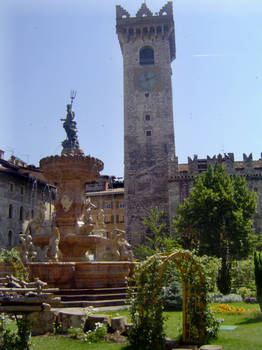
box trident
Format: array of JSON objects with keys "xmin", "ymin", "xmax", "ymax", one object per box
[{"xmin": 70, "ymin": 90, "xmax": 77, "ymax": 106}]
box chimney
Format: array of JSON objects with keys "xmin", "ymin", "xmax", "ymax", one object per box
[{"xmin": 0, "ymin": 150, "xmax": 4, "ymax": 160}]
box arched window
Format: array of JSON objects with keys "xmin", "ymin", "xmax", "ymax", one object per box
[
  {"xmin": 8, "ymin": 204, "xmax": 13, "ymax": 219},
  {"xmin": 8, "ymin": 231, "xmax": 12, "ymax": 247},
  {"xmin": 139, "ymin": 46, "xmax": 154, "ymax": 65},
  {"xmin": 19, "ymin": 206, "xmax": 24, "ymax": 220}
]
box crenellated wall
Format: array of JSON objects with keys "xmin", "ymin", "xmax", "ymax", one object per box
[{"xmin": 168, "ymin": 153, "xmax": 262, "ymax": 233}]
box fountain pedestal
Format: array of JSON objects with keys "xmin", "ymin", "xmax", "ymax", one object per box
[{"xmin": 40, "ymin": 153, "xmax": 103, "ymax": 260}]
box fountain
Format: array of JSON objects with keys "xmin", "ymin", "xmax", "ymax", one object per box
[{"xmin": 17, "ymin": 93, "xmax": 134, "ymax": 289}]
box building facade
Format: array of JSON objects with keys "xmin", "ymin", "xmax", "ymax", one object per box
[
  {"xmin": 86, "ymin": 176, "xmax": 125, "ymax": 234},
  {"xmin": 116, "ymin": 2, "xmax": 176, "ymax": 244},
  {"xmin": 0, "ymin": 151, "xmax": 55, "ymax": 249},
  {"xmin": 168, "ymin": 153, "xmax": 262, "ymax": 234}
]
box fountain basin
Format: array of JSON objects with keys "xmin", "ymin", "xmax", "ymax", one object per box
[
  {"xmin": 27, "ymin": 261, "xmax": 135, "ymax": 289},
  {"xmin": 59, "ymin": 234, "xmax": 107, "ymax": 261}
]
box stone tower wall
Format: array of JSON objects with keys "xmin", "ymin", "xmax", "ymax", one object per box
[{"xmin": 116, "ymin": 3, "xmax": 176, "ymax": 244}]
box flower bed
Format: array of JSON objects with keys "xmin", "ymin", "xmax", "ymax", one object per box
[{"xmin": 210, "ymin": 303, "xmax": 260, "ymax": 313}]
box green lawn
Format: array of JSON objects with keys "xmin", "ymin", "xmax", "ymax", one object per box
[{"xmin": 27, "ymin": 303, "xmax": 262, "ymax": 350}]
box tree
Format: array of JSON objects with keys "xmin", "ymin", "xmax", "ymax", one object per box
[
  {"xmin": 174, "ymin": 164, "xmax": 257, "ymax": 294},
  {"xmin": 254, "ymin": 251, "xmax": 262, "ymax": 311},
  {"xmin": 134, "ymin": 207, "xmax": 181, "ymax": 260}
]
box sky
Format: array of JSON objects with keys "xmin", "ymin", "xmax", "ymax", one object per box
[{"xmin": 1, "ymin": 0, "xmax": 262, "ymax": 177}]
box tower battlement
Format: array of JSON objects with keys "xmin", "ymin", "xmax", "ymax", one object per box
[{"xmin": 116, "ymin": 2, "xmax": 175, "ymax": 61}]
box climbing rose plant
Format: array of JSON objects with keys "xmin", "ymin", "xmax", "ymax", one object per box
[
  {"xmin": 128, "ymin": 255, "xmax": 167, "ymax": 350},
  {"xmin": 128, "ymin": 250, "xmax": 220, "ymax": 347}
]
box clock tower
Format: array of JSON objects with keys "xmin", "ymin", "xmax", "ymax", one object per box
[{"xmin": 116, "ymin": 2, "xmax": 176, "ymax": 244}]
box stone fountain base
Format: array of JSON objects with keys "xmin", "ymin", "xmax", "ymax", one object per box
[{"xmin": 26, "ymin": 261, "xmax": 135, "ymax": 289}]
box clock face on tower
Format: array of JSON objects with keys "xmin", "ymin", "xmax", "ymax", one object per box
[{"xmin": 135, "ymin": 69, "xmax": 159, "ymax": 90}]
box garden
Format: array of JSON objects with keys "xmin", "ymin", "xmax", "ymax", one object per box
[
  {"xmin": 1, "ymin": 249, "xmax": 262, "ymax": 350},
  {"xmin": 1, "ymin": 299, "xmax": 261, "ymax": 350}
]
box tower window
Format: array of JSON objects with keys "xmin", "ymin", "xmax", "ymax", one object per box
[
  {"xmin": 8, "ymin": 204, "xmax": 13, "ymax": 219},
  {"xmin": 8, "ymin": 231, "xmax": 13, "ymax": 248},
  {"xmin": 19, "ymin": 206, "xmax": 24, "ymax": 221},
  {"xmin": 140, "ymin": 46, "xmax": 154, "ymax": 65},
  {"xmin": 145, "ymin": 114, "xmax": 151, "ymax": 121},
  {"xmin": 146, "ymin": 130, "xmax": 152, "ymax": 136},
  {"xmin": 145, "ymin": 93, "xmax": 149, "ymax": 98}
]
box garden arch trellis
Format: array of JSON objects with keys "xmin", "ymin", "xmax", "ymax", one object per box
[
  {"xmin": 159, "ymin": 250, "xmax": 208, "ymax": 344},
  {"xmin": 128, "ymin": 250, "xmax": 216, "ymax": 347}
]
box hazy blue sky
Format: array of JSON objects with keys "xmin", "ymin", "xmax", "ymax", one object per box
[{"xmin": 1, "ymin": 0, "xmax": 262, "ymax": 177}]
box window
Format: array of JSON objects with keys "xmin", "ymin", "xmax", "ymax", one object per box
[
  {"xmin": 9, "ymin": 183, "xmax": 14, "ymax": 192},
  {"xmin": 145, "ymin": 114, "xmax": 151, "ymax": 121},
  {"xmin": 139, "ymin": 46, "xmax": 154, "ymax": 65},
  {"xmin": 104, "ymin": 202, "xmax": 111, "ymax": 209},
  {"xmin": 146, "ymin": 130, "xmax": 152, "ymax": 136},
  {"xmin": 116, "ymin": 215, "xmax": 119, "ymax": 223},
  {"xmin": 119, "ymin": 202, "xmax": 125, "ymax": 208},
  {"xmin": 8, "ymin": 204, "xmax": 13, "ymax": 219},
  {"xmin": 20, "ymin": 186, "xmax": 24, "ymax": 195},
  {"xmin": 31, "ymin": 210, "xmax": 34, "ymax": 219},
  {"xmin": 111, "ymin": 215, "xmax": 114, "ymax": 224},
  {"xmin": 104, "ymin": 216, "xmax": 111, "ymax": 224},
  {"xmin": 8, "ymin": 231, "xmax": 13, "ymax": 247},
  {"xmin": 19, "ymin": 206, "xmax": 24, "ymax": 220}
]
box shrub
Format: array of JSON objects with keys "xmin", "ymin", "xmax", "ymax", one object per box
[
  {"xmin": 237, "ymin": 286, "xmax": 255, "ymax": 299},
  {"xmin": 0, "ymin": 248, "xmax": 28, "ymax": 280},
  {"xmin": 85, "ymin": 322, "xmax": 107, "ymax": 343},
  {"xmin": 0, "ymin": 315, "xmax": 31, "ymax": 350},
  {"xmin": 163, "ymin": 277, "xmax": 182, "ymax": 311},
  {"xmin": 254, "ymin": 251, "xmax": 262, "ymax": 312},
  {"xmin": 210, "ymin": 293, "xmax": 242, "ymax": 303},
  {"xmin": 199, "ymin": 256, "xmax": 221, "ymax": 293},
  {"xmin": 231, "ymin": 259, "xmax": 256, "ymax": 292}
]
